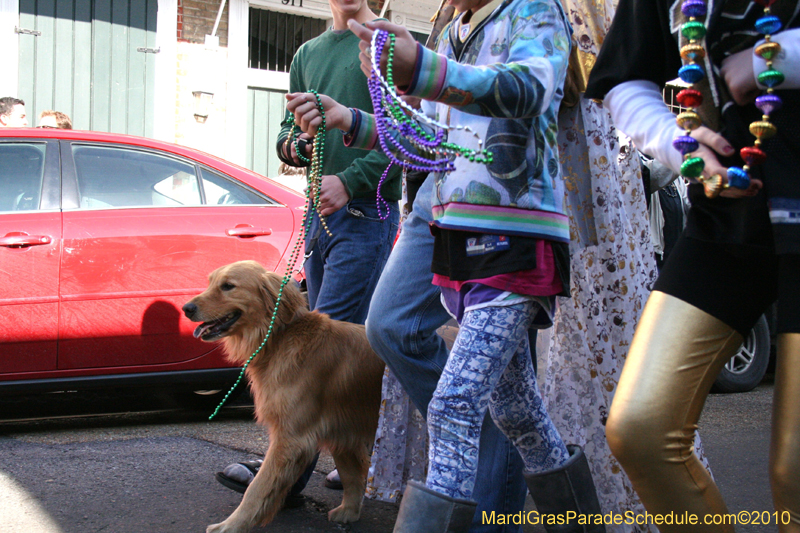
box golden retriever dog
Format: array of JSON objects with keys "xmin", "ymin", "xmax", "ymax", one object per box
[{"xmin": 182, "ymin": 260, "xmax": 385, "ymax": 533}]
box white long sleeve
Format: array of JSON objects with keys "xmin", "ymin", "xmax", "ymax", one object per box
[{"xmin": 603, "ymin": 80, "xmax": 686, "ymax": 174}]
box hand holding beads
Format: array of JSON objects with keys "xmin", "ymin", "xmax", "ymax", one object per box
[
  {"xmin": 721, "ymin": 47, "xmax": 760, "ymax": 105},
  {"xmin": 286, "ymin": 93, "xmax": 351, "ymax": 136},
  {"xmin": 349, "ymin": 19, "xmax": 418, "ymax": 88}
]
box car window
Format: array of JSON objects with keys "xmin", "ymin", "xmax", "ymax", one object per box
[
  {"xmin": 200, "ymin": 167, "xmax": 275, "ymax": 205},
  {"xmin": 72, "ymin": 145, "xmax": 201, "ymax": 208},
  {"xmin": 0, "ymin": 142, "xmax": 46, "ymax": 212}
]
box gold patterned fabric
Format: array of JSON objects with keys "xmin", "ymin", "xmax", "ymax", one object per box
[{"xmin": 537, "ymin": 96, "xmax": 663, "ymax": 533}]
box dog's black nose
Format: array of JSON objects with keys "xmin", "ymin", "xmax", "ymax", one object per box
[{"xmin": 182, "ymin": 302, "xmax": 198, "ymax": 319}]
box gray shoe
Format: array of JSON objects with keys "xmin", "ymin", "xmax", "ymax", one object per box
[
  {"xmin": 324, "ymin": 468, "xmax": 343, "ymax": 490},
  {"xmin": 525, "ymin": 445, "xmax": 605, "ymax": 532},
  {"xmin": 393, "ymin": 481, "xmax": 476, "ymax": 533},
  {"xmin": 216, "ymin": 460, "xmax": 262, "ymax": 494}
]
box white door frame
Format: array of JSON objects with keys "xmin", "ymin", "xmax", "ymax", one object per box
[
  {"xmin": 226, "ymin": 0, "xmax": 332, "ymax": 166},
  {"xmin": 154, "ymin": 0, "xmax": 178, "ymax": 141},
  {"xmin": 225, "ymin": 0, "xmax": 249, "ymax": 165},
  {"xmin": 0, "ymin": 0, "xmax": 19, "ymax": 97}
]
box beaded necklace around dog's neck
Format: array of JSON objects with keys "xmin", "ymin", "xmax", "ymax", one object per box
[{"xmin": 672, "ymin": 0, "xmax": 785, "ymax": 197}]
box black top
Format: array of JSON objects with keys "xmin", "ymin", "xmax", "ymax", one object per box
[
  {"xmin": 587, "ymin": 0, "xmax": 800, "ymax": 255},
  {"xmin": 430, "ymin": 224, "xmax": 571, "ymax": 297},
  {"xmin": 658, "ymin": 182, "xmax": 686, "ymax": 267}
]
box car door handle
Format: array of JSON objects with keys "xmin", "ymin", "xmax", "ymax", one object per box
[
  {"xmin": 225, "ymin": 227, "xmax": 272, "ymax": 237},
  {"xmin": 0, "ymin": 234, "xmax": 52, "ymax": 247}
]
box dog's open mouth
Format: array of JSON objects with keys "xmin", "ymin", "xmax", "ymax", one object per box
[{"xmin": 193, "ymin": 311, "xmax": 242, "ymax": 340}]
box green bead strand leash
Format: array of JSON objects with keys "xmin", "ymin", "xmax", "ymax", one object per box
[{"xmin": 208, "ymin": 91, "xmax": 330, "ymax": 420}]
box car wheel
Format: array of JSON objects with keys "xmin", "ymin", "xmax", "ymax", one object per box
[{"xmin": 712, "ymin": 314, "xmax": 771, "ymax": 394}]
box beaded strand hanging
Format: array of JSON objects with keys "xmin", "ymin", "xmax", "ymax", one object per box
[
  {"xmin": 209, "ymin": 93, "xmax": 330, "ymax": 420},
  {"xmin": 285, "ymin": 90, "xmax": 333, "ymax": 237},
  {"xmin": 366, "ymin": 30, "xmax": 494, "ymax": 218},
  {"xmin": 672, "ymin": 0, "xmax": 785, "ymax": 198}
]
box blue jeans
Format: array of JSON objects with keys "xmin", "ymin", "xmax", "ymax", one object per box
[
  {"xmin": 366, "ymin": 175, "xmax": 528, "ymax": 533},
  {"xmin": 305, "ymin": 197, "xmax": 400, "ymax": 323},
  {"xmin": 291, "ymin": 196, "xmax": 399, "ymax": 496}
]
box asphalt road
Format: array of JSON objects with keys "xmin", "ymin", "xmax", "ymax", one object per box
[{"xmin": 0, "ymin": 377, "xmax": 777, "ymax": 533}]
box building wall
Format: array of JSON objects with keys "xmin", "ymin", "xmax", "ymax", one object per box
[
  {"xmin": 171, "ymin": 0, "xmax": 440, "ymax": 168},
  {"xmin": 178, "ymin": 0, "xmax": 229, "ymax": 46},
  {"xmin": 170, "ymin": 0, "xmax": 233, "ymax": 154},
  {"xmin": 174, "ymin": 41, "xmax": 230, "ymax": 153}
]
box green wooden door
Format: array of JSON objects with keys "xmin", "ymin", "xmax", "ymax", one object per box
[
  {"xmin": 17, "ymin": 0, "xmax": 157, "ymax": 136},
  {"xmin": 245, "ymin": 86, "xmax": 286, "ymax": 179}
]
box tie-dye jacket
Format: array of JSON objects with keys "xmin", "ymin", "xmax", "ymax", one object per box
[{"xmin": 346, "ymin": 0, "xmax": 572, "ymax": 242}]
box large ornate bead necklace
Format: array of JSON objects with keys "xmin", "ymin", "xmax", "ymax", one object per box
[
  {"xmin": 367, "ymin": 30, "xmax": 493, "ymax": 218},
  {"xmin": 672, "ymin": 0, "xmax": 784, "ymax": 198}
]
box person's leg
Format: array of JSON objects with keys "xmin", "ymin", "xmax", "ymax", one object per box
[
  {"xmin": 606, "ymin": 292, "xmax": 741, "ymax": 531},
  {"xmin": 366, "ymin": 176, "xmax": 451, "ymax": 414},
  {"xmin": 528, "ymin": 329, "xmax": 537, "ymax": 375},
  {"xmin": 772, "ymin": 333, "xmax": 800, "ymax": 533},
  {"xmin": 367, "ymin": 175, "xmax": 527, "ymax": 532},
  {"xmin": 394, "ymin": 302, "xmax": 535, "ymax": 533},
  {"xmin": 306, "ymin": 198, "xmax": 400, "ymax": 325},
  {"xmin": 488, "ymin": 334, "xmax": 569, "ymax": 476},
  {"xmin": 493, "ymin": 329, "xmax": 605, "ymax": 533},
  {"xmin": 303, "ymin": 211, "xmax": 324, "ymax": 314},
  {"xmin": 771, "ymin": 255, "xmax": 800, "ymax": 532},
  {"xmin": 605, "ymin": 236, "xmax": 777, "ymax": 531},
  {"xmin": 426, "ymin": 302, "xmax": 543, "ymax": 499},
  {"xmin": 291, "ymin": 199, "xmax": 401, "ymax": 495}
]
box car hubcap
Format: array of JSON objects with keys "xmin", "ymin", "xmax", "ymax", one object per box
[{"xmin": 725, "ymin": 331, "xmax": 757, "ymax": 375}]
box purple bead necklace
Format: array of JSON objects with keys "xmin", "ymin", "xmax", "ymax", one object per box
[{"xmin": 367, "ymin": 30, "xmax": 493, "ymax": 219}]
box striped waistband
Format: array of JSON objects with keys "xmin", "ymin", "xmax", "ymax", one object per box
[{"xmin": 432, "ymin": 202, "xmax": 570, "ymax": 243}]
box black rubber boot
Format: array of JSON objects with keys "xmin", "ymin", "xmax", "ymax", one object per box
[
  {"xmin": 393, "ymin": 481, "xmax": 477, "ymax": 533},
  {"xmin": 525, "ymin": 445, "xmax": 606, "ymax": 532}
]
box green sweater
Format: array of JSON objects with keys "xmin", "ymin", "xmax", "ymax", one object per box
[{"xmin": 278, "ymin": 28, "xmax": 402, "ymax": 202}]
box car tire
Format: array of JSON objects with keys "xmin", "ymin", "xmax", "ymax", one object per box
[{"xmin": 712, "ymin": 314, "xmax": 771, "ymax": 394}]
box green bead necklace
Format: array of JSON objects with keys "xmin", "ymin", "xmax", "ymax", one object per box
[{"xmin": 209, "ymin": 91, "xmax": 330, "ymax": 420}]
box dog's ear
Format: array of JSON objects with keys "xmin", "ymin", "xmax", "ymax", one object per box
[{"xmin": 258, "ymin": 271, "xmax": 306, "ymax": 328}]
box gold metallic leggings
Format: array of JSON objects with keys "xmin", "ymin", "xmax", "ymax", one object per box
[{"xmin": 607, "ymin": 291, "xmax": 800, "ymax": 532}]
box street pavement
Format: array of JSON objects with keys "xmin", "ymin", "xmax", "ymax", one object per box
[{"xmin": 0, "ymin": 378, "xmax": 776, "ymax": 533}]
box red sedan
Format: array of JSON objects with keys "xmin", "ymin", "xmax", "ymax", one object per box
[{"xmin": 0, "ymin": 128, "xmax": 306, "ymax": 403}]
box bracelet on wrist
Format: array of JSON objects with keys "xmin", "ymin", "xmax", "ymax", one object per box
[{"xmin": 346, "ymin": 108, "xmax": 358, "ymax": 137}]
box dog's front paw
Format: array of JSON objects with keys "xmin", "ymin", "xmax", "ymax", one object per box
[
  {"xmin": 207, "ymin": 521, "xmax": 246, "ymax": 533},
  {"xmin": 328, "ymin": 505, "xmax": 361, "ymax": 524}
]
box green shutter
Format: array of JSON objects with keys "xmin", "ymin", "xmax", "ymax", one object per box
[
  {"xmin": 245, "ymin": 86, "xmax": 286, "ymax": 179},
  {"xmin": 17, "ymin": 0, "xmax": 157, "ymax": 136}
]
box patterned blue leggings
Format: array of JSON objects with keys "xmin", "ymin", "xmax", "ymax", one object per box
[{"xmin": 427, "ymin": 301, "xmax": 570, "ymax": 499}]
